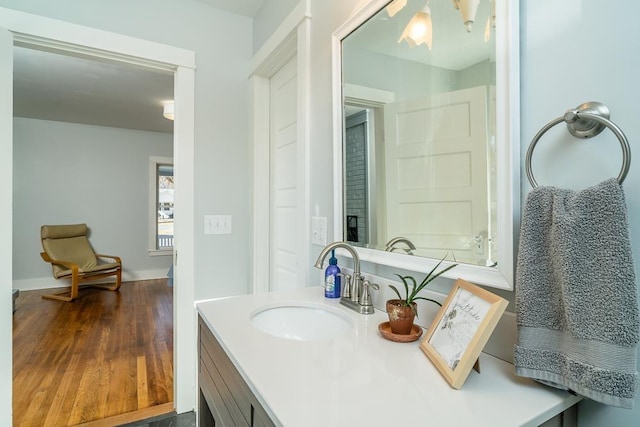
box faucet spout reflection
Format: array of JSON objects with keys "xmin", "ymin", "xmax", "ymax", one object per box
[{"xmin": 384, "ymin": 237, "xmax": 416, "ymax": 255}]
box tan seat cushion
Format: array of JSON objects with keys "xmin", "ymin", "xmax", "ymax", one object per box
[
  {"xmin": 42, "ymin": 235, "xmax": 98, "ymax": 277},
  {"xmin": 54, "ymin": 262, "xmax": 120, "ymax": 279}
]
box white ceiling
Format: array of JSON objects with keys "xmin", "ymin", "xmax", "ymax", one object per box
[
  {"xmin": 12, "ymin": 0, "xmax": 263, "ymax": 134},
  {"xmin": 195, "ymin": 0, "xmax": 264, "ymax": 17},
  {"xmin": 13, "ymin": 46, "xmax": 176, "ymax": 134}
]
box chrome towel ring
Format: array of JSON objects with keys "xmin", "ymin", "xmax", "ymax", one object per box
[{"xmin": 525, "ymin": 101, "xmax": 631, "ymax": 188}]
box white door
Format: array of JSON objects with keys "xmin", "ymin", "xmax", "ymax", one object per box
[
  {"xmin": 0, "ymin": 26, "xmax": 13, "ymax": 423},
  {"xmin": 384, "ymin": 86, "xmax": 489, "ymax": 264},
  {"xmin": 269, "ymin": 57, "xmax": 299, "ymax": 290}
]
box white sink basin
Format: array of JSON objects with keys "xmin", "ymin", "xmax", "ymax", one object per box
[{"xmin": 250, "ymin": 303, "xmax": 353, "ymax": 341}]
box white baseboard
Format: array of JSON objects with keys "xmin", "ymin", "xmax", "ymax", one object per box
[{"xmin": 12, "ymin": 268, "xmax": 170, "ymax": 291}]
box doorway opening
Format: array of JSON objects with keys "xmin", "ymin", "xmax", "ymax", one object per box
[
  {"xmin": 1, "ymin": 10, "xmax": 197, "ymax": 423},
  {"xmin": 12, "ymin": 46, "xmax": 176, "ymax": 424}
]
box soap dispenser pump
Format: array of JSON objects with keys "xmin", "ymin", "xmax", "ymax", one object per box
[{"xmin": 324, "ymin": 250, "xmax": 341, "ymax": 298}]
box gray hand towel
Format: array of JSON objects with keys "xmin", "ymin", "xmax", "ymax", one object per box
[{"xmin": 514, "ymin": 178, "xmax": 639, "ymax": 409}]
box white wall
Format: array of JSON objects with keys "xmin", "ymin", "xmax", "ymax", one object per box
[
  {"xmin": 252, "ymin": 0, "xmax": 301, "ymax": 54},
  {"xmin": 12, "ymin": 117, "xmax": 173, "ymax": 287},
  {"xmin": 256, "ymin": 0, "xmax": 640, "ymax": 425},
  {"xmin": 343, "ymin": 47, "xmax": 455, "ymax": 99},
  {"xmin": 521, "ymin": 1, "xmax": 640, "ymax": 425}
]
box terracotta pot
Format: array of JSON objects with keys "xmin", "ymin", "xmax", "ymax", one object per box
[{"xmin": 386, "ymin": 299, "xmax": 416, "ymax": 335}]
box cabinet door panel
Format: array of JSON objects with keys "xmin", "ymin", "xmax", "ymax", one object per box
[
  {"xmin": 201, "ymin": 321, "xmax": 253, "ymax": 421},
  {"xmin": 199, "ymin": 357, "xmax": 236, "ymax": 426},
  {"xmin": 252, "ymin": 403, "xmax": 276, "ymax": 427},
  {"xmin": 199, "ymin": 316, "xmax": 275, "ymax": 427},
  {"xmin": 201, "ymin": 344, "xmax": 249, "ymax": 426}
]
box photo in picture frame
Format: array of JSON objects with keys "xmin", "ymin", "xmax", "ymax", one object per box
[{"xmin": 420, "ymin": 278, "xmax": 508, "ymax": 389}]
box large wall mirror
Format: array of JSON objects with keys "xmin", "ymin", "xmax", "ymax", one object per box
[{"xmin": 332, "ymin": 0, "xmax": 519, "ymax": 290}]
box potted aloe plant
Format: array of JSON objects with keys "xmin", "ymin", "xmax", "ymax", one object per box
[{"xmin": 387, "ymin": 256, "xmax": 457, "ymax": 335}]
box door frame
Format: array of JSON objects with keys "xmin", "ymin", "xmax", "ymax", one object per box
[
  {"xmin": 250, "ymin": 1, "xmax": 311, "ymax": 293},
  {"xmin": 0, "ymin": 7, "xmax": 197, "ymax": 420}
]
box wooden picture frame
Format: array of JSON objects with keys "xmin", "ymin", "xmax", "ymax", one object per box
[{"xmin": 420, "ymin": 278, "xmax": 508, "ymax": 389}]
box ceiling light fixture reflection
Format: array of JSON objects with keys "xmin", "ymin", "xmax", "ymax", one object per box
[
  {"xmin": 163, "ymin": 101, "xmax": 174, "ymax": 121},
  {"xmin": 398, "ymin": 2, "xmax": 433, "ymax": 49},
  {"xmin": 484, "ymin": 0, "xmax": 496, "ymax": 42},
  {"xmin": 452, "ymin": 0, "xmax": 480, "ymax": 32},
  {"xmin": 386, "ymin": 0, "xmax": 407, "ymax": 17}
]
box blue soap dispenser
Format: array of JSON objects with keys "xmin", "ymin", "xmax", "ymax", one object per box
[{"xmin": 324, "ymin": 250, "xmax": 341, "ymax": 298}]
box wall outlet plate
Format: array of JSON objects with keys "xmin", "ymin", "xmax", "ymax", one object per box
[{"xmin": 311, "ymin": 216, "xmax": 327, "ymax": 246}]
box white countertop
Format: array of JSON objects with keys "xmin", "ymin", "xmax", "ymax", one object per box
[{"xmin": 196, "ymin": 287, "xmax": 581, "ymax": 427}]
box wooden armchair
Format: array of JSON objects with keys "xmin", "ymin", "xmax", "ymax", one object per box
[{"xmin": 40, "ymin": 223, "xmax": 122, "ymax": 301}]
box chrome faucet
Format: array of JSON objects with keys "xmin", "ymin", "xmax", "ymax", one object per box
[
  {"xmin": 384, "ymin": 236, "xmax": 416, "ymax": 255},
  {"xmin": 314, "ymin": 242, "xmax": 378, "ymax": 314}
]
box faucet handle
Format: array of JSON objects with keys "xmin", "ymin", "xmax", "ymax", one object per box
[
  {"xmin": 360, "ymin": 279, "xmax": 379, "ymax": 307},
  {"xmin": 337, "ymin": 273, "xmax": 351, "ymax": 298}
]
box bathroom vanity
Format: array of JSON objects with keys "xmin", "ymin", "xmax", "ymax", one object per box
[
  {"xmin": 196, "ymin": 287, "xmax": 580, "ymax": 426},
  {"xmin": 199, "ymin": 313, "xmax": 274, "ymax": 426}
]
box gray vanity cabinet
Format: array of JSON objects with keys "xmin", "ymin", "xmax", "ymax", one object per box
[{"xmin": 198, "ymin": 315, "xmax": 275, "ymax": 427}]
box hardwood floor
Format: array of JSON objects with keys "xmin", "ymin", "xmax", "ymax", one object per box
[{"xmin": 13, "ymin": 279, "xmax": 174, "ymax": 427}]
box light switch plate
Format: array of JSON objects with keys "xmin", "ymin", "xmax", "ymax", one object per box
[
  {"xmin": 204, "ymin": 215, "xmax": 232, "ymax": 235},
  {"xmin": 311, "ymin": 216, "xmax": 327, "ymax": 246}
]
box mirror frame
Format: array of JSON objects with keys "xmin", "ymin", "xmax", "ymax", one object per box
[{"xmin": 331, "ymin": 0, "xmax": 520, "ymax": 290}]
